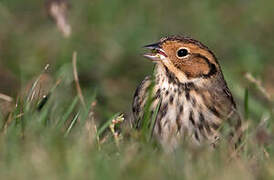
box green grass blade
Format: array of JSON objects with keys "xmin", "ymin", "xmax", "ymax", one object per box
[
  {"xmin": 65, "ymin": 112, "xmax": 80, "ymax": 137},
  {"xmin": 57, "ymin": 97, "xmax": 79, "ymax": 129},
  {"xmin": 149, "ymin": 100, "xmax": 161, "ymax": 140},
  {"xmin": 140, "ymin": 79, "xmax": 155, "ymax": 138}
]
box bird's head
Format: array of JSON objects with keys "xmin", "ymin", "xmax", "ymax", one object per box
[{"xmin": 143, "ymin": 36, "xmax": 220, "ymax": 83}]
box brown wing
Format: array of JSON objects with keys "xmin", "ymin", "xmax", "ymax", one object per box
[
  {"xmin": 132, "ymin": 76, "xmax": 152, "ymax": 129},
  {"xmin": 207, "ymin": 74, "xmax": 243, "ymax": 147}
]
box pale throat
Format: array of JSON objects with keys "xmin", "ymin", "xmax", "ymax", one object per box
[{"xmin": 154, "ymin": 62, "xmax": 203, "ymax": 88}]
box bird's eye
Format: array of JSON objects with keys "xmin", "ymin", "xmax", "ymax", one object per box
[{"xmin": 177, "ymin": 48, "xmax": 188, "ymax": 58}]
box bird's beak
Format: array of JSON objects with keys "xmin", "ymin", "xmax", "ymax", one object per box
[{"xmin": 143, "ymin": 42, "xmax": 168, "ymax": 62}]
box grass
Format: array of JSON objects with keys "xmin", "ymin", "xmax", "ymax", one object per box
[
  {"xmin": 0, "ymin": 57, "xmax": 273, "ymax": 180},
  {"xmin": 0, "ymin": 0, "xmax": 274, "ymax": 179}
]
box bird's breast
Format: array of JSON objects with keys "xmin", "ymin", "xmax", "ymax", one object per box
[{"xmin": 151, "ymin": 70, "xmax": 222, "ymax": 149}]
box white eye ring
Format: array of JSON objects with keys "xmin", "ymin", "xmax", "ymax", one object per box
[{"xmin": 176, "ymin": 48, "xmax": 189, "ymax": 58}]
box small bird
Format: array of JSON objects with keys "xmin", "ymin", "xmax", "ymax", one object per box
[{"xmin": 132, "ymin": 35, "xmax": 242, "ymax": 150}]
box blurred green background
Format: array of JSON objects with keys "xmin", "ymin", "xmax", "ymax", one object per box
[
  {"xmin": 0, "ymin": 1, "xmax": 274, "ymax": 180},
  {"xmin": 0, "ymin": 0, "xmax": 273, "ymax": 119}
]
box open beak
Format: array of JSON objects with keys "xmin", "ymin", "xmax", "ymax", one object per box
[{"xmin": 143, "ymin": 42, "xmax": 168, "ymax": 62}]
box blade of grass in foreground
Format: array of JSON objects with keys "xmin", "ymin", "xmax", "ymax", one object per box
[
  {"xmin": 57, "ymin": 97, "xmax": 79, "ymax": 129},
  {"xmin": 79, "ymin": 90, "xmax": 98, "ymax": 126},
  {"xmin": 140, "ymin": 78, "xmax": 155, "ymax": 139},
  {"xmin": 64, "ymin": 112, "xmax": 80, "ymax": 137},
  {"xmin": 149, "ymin": 100, "xmax": 161, "ymax": 140}
]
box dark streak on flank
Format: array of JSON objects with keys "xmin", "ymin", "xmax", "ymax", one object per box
[
  {"xmin": 178, "ymin": 89, "xmax": 182, "ymax": 95},
  {"xmin": 199, "ymin": 112, "xmax": 205, "ymax": 123},
  {"xmin": 157, "ymin": 119, "xmax": 162, "ymax": 135},
  {"xmin": 198, "ymin": 113, "xmax": 206, "ymax": 138},
  {"xmin": 132, "ymin": 76, "xmax": 151, "ymax": 120},
  {"xmin": 211, "ymin": 123, "xmax": 219, "ymax": 130},
  {"xmin": 199, "ymin": 112, "xmax": 212, "ymax": 134},
  {"xmin": 200, "ymin": 93, "xmax": 207, "ymax": 104},
  {"xmin": 191, "ymin": 97, "xmax": 196, "ymax": 107},
  {"xmin": 163, "ymin": 119, "xmax": 168, "ymax": 127},
  {"xmin": 194, "ymin": 131, "xmax": 200, "ymax": 142},
  {"xmin": 179, "ymin": 105, "xmax": 184, "ymax": 113},
  {"xmin": 185, "ymin": 90, "xmax": 190, "ymax": 101},
  {"xmin": 174, "ymin": 88, "xmax": 177, "ymax": 93},
  {"xmin": 169, "ymin": 95, "xmax": 174, "ymax": 104},
  {"xmin": 223, "ymin": 88, "xmax": 236, "ymax": 108},
  {"xmin": 159, "ymin": 103, "xmax": 168, "ymax": 119},
  {"xmin": 198, "ymin": 123, "xmax": 203, "ymax": 131},
  {"xmin": 189, "ymin": 111, "xmax": 195, "ymax": 126},
  {"xmin": 176, "ymin": 115, "xmax": 181, "ymax": 133},
  {"xmin": 208, "ymin": 106, "xmax": 221, "ymax": 118},
  {"xmin": 205, "ymin": 122, "xmax": 211, "ymax": 135},
  {"xmin": 153, "ymin": 89, "xmax": 161, "ymax": 100}
]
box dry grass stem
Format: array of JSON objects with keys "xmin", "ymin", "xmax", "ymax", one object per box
[
  {"xmin": 15, "ymin": 113, "xmax": 24, "ymax": 119},
  {"xmin": 2, "ymin": 113, "xmax": 12, "ymax": 134},
  {"xmin": 245, "ymin": 73, "xmax": 272, "ymax": 102},
  {"xmin": 72, "ymin": 51, "xmax": 86, "ymax": 109},
  {"xmin": 84, "ymin": 101, "xmax": 98, "ymax": 146},
  {"xmin": 0, "ymin": 93, "xmax": 13, "ymax": 102}
]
